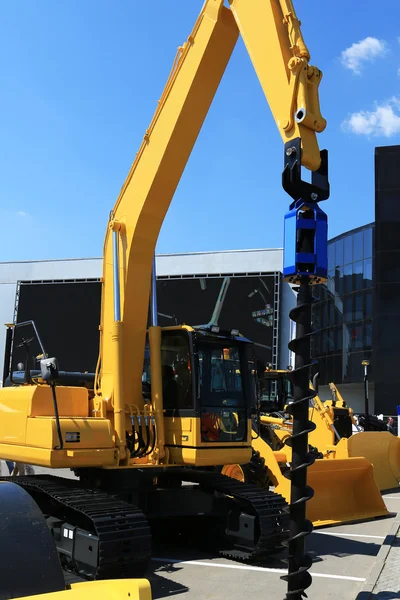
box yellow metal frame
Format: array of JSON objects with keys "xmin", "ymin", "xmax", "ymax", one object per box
[{"xmin": 18, "ymin": 579, "xmax": 152, "ymax": 600}]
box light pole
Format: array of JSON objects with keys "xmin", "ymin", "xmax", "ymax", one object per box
[{"xmin": 362, "ymin": 359, "xmax": 370, "ymax": 429}]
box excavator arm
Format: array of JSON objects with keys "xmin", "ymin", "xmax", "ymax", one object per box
[{"xmin": 96, "ymin": 0, "xmax": 328, "ymax": 459}]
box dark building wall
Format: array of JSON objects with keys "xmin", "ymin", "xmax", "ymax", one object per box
[
  {"xmin": 311, "ymin": 224, "xmax": 374, "ymax": 387},
  {"xmin": 374, "ymin": 145, "xmax": 400, "ymax": 414},
  {"xmin": 10, "ymin": 274, "xmax": 278, "ymax": 376}
]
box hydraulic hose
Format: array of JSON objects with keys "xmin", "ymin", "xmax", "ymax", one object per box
[
  {"xmin": 281, "ymin": 280, "xmax": 317, "ymax": 599},
  {"xmin": 51, "ymin": 383, "xmax": 64, "ymax": 451}
]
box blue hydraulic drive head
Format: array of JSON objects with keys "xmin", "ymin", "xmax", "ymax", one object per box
[{"xmin": 283, "ymin": 199, "xmax": 328, "ymax": 285}]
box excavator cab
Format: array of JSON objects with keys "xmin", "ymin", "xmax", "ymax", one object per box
[
  {"xmin": 143, "ymin": 325, "xmax": 256, "ymax": 465},
  {"xmin": 259, "ymin": 367, "xmax": 293, "ymax": 413}
]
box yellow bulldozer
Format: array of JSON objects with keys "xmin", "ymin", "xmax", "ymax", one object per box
[
  {"xmin": 0, "ymin": 0, "xmax": 331, "ymax": 596},
  {"xmin": 221, "ymin": 368, "xmax": 391, "ymax": 527},
  {"xmin": 260, "ymin": 369, "xmax": 400, "ymax": 492}
]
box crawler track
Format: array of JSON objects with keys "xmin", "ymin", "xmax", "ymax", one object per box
[
  {"xmin": 0, "ymin": 469, "xmax": 288, "ymax": 578},
  {"xmin": 0, "ymin": 475, "xmax": 151, "ymax": 580},
  {"xmin": 168, "ymin": 469, "xmax": 289, "ymax": 561}
]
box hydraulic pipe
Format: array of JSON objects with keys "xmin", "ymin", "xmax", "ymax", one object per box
[
  {"xmin": 362, "ymin": 360, "xmax": 370, "ymax": 429},
  {"xmin": 151, "ymin": 256, "xmax": 158, "ymax": 327},
  {"xmin": 112, "ymin": 226, "xmax": 126, "ymax": 460},
  {"xmin": 2, "ymin": 326, "xmax": 13, "ymax": 385},
  {"xmin": 148, "ymin": 326, "xmax": 165, "ymax": 460}
]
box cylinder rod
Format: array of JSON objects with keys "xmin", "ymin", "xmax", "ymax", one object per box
[
  {"xmin": 113, "ymin": 230, "xmax": 121, "ymax": 322},
  {"xmin": 112, "ymin": 227, "xmax": 126, "ymax": 460}
]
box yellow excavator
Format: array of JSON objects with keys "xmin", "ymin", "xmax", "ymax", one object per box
[
  {"xmin": 0, "ymin": 1, "xmax": 330, "ymax": 596},
  {"xmin": 221, "ymin": 368, "xmax": 391, "ymax": 526}
]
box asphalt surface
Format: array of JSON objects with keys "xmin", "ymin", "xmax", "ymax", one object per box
[{"xmin": 1, "ymin": 462, "xmax": 400, "ymax": 599}]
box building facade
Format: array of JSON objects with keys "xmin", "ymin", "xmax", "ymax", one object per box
[
  {"xmin": 0, "ymin": 249, "xmax": 295, "ymax": 386},
  {"xmin": 1, "ymin": 145, "xmax": 399, "ymax": 415},
  {"xmin": 311, "ymin": 223, "xmax": 374, "ymax": 400}
]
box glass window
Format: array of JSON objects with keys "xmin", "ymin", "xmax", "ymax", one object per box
[
  {"xmin": 313, "ymin": 304, "xmax": 322, "ymax": 331},
  {"xmin": 317, "ymin": 357, "xmax": 327, "ymax": 383},
  {"xmin": 353, "ymin": 261, "xmax": 363, "ymax": 291},
  {"xmin": 327, "ymin": 328, "xmax": 335, "ymax": 352},
  {"xmin": 321, "ymin": 329, "xmax": 328, "ymax": 354},
  {"xmin": 328, "ymin": 243, "xmax": 335, "ymax": 271},
  {"xmin": 344, "ymin": 263, "xmax": 353, "ymax": 294},
  {"xmin": 365, "ymin": 320, "xmax": 372, "ymax": 348},
  {"xmin": 352, "ymin": 323, "xmax": 364, "ymax": 350},
  {"xmin": 335, "ymin": 266, "xmax": 344, "ymax": 297},
  {"xmin": 321, "ymin": 301, "xmax": 329, "ymax": 329},
  {"xmin": 327, "ymin": 270, "xmax": 335, "ymax": 297},
  {"xmin": 335, "ymin": 239, "xmax": 344, "ymax": 267},
  {"xmin": 328, "ymin": 299, "xmax": 335, "ymax": 326},
  {"xmin": 198, "ymin": 345, "xmax": 243, "ymax": 398},
  {"xmin": 354, "ymin": 292, "xmax": 363, "ymax": 320},
  {"xmin": 365, "ymin": 289, "xmax": 373, "ymax": 317},
  {"xmin": 161, "ymin": 332, "xmax": 193, "ymax": 409},
  {"xmin": 342, "ymin": 323, "xmax": 352, "ymax": 354},
  {"xmin": 344, "ymin": 235, "xmax": 353, "ymax": 265},
  {"xmin": 353, "ymin": 231, "xmax": 363, "ymax": 262},
  {"xmin": 344, "ymin": 295, "xmax": 352, "ymax": 322},
  {"xmin": 363, "ymin": 258, "xmax": 373, "ymax": 288},
  {"xmin": 198, "ymin": 343, "xmax": 247, "ymax": 443},
  {"xmin": 336, "ymin": 327, "xmax": 343, "ymax": 350},
  {"xmin": 313, "ymin": 331, "xmax": 321, "ymax": 356},
  {"xmin": 334, "ymin": 354, "xmax": 342, "ymax": 382},
  {"xmin": 325, "ymin": 356, "xmax": 335, "ymax": 382},
  {"xmin": 364, "ymin": 227, "xmax": 373, "ymax": 259}
]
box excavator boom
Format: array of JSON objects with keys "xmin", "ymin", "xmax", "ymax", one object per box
[{"xmin": 97, "ymin": 0, "xmax": 327, "ymax": 453}]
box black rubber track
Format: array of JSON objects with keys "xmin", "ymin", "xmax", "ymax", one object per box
[
  {"xmin": 0, "ymin": 475, "xmax": 151, "ymax": 580},
  {"xmin": 167, "ymin": 469, "xmax": 289, "ymax": 561},
  {"xmin": 0, "ymin": 469, "xmax": 289, "ymax": 573}
]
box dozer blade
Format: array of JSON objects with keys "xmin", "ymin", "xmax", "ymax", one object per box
[
  {"xmin": 346, "ymin": 432, "xmax": 400, "ymax": 492},
  {"xmin": 307, "ymin": 457, "xmax": 390, "ymax": 528}
]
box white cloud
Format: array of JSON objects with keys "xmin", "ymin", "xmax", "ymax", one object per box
[
  {"xmin": 16, "ymin": 210, "xmax": 28, "ymax": 217},
  {"xmin": 340, "ymin": 37, "xmax": 387, "ymax": 74},
  {"xmin": 342, "ymin": 97, "xmax": 400, "ymax": 137}
]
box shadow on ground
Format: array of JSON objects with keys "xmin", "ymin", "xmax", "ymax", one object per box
[
  {"xmin": 307, "ymin": 533, "xmax": 382, "ymax": 562},
  {"xmin": 356, "ymin": 592, "xmax": 400, "ymax": 599}
]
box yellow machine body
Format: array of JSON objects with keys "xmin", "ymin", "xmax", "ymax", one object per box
[
  {"xmin": 260, "ymin": 371, "xmax": 400, "ymax": 492},
  {"xmin": 0, "ymin": 380, "xmax": 252, "ymax": 469},
  {"xmin": 311, "ymin": 384, "xmax": 400, "ymax": 491},
  {"xmin": 330, "ymin": 433, "xmax": 400, "ymax": 492},
  {"xmin": 246, "ymin": 434, "xmax": 390, "ymax": 527},
  {"xmin": 14, "ymin": 580, "xmax": 152, "ymax": 600}
]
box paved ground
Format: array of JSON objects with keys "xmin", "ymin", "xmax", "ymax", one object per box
[
  {"xmin": 147, "ymin": 493, "xmax": 400, "ymax": 600},
  {"xmin": 2, "ymin": 462, "xmax": 400, "ymax": 599}
]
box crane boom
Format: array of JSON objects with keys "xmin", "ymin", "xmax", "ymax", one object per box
[{"xmin": 96, "ymin": 0, "xmax": 327, "ymax": 438}]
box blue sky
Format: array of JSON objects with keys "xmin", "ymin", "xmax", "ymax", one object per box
[{"xmin": 0, "ymin": 0, "xmax": 399, "ymax": 262}]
